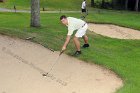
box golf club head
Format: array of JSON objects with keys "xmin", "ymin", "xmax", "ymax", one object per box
[{"xmin": 42, "ymin": 73, "xmax": 48, "ymax": 77}]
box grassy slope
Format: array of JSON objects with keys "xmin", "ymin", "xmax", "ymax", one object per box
[
  {"xmin": 0, "ymin": 0, "xmax": 91, "ymax": 10},
  {"xmin": 0, "ymin": 12, "xmax": 140, "ymax": 93}
]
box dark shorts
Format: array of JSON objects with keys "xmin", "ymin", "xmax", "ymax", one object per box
[{"xmin": 82, "ymin": 9, "xmax": 86, "ymax": 13}]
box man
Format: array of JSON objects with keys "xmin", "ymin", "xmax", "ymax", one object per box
[
  {"xmin": 60, "ymin": 15, "xmax": 89, "ymax": 55},
  {"xmin": 81, "ymin": 0, "xmax": 87, "ymax": 19}
]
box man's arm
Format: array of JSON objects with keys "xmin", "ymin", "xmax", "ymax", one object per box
[{"xmin": 62, "ymin": 35, "xmax": 71, "ymax": 51}]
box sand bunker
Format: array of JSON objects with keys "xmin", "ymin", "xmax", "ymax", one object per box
[
  {"xmin": 88, "ymin": 23, "xmax": 140, "ymax": 39},
  {"xmin": 0, "ymin": 35, "xmax": 123, "ymax": 93}
]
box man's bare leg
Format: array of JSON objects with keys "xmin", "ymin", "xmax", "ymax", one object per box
[
  {"xmin": 82, "ymin": 35, "xmax": 89, "ymax": 48},
  {"xmin": 83, "ymin": 35, "xmax": 88, "ymax": 44}
]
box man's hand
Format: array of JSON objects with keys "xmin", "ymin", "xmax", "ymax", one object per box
[
  {"xmin": 62, "ymin": 46, "xmax": 66, "ymax": 51},
  {"xmin": 59, "ymin": 48, "xmax": 65, "ymax": 56}
]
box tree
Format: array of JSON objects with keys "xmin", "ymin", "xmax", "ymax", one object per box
[
  {"xmin": 101, "ymin": 0, "xmax": 105, "ymax": 8},
  {"xmin": 31, "ymin": 0, "xmax": 40, "ymax": 27},
  {"xmin": 91, "ymin": 0, "xmax": 94, "ymax": 7},
  {"xmin": 135, "ymin": 0, "xmax": 139, "ymax": 11},
  {"xmin": 0, "ymin": 0, "xmax": 4, "ymax": 2},
  {"xmin": 111, "ymin": 0, "xmax": 117, "ymax": 9},
  {"xmin": 125, "ymin": 0, "xmax": 128, "ymax": 10}
]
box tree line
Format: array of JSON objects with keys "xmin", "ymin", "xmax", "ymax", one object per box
[{"xmin": 91, "ymin": 0, "xmax": 140, "ymax": 11}]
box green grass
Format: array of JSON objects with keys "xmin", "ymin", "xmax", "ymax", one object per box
[
  {"xmin": 0, "ymin": 0, "xmax": 91, "ymax": 10},
  {"xmin": 0, "ymin": 11, "xmax": 140, "ymax": 93}
]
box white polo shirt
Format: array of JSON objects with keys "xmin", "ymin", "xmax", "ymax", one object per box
[
  {"xmin": 81, "ymin": 1, "xmax": 86, "ymax": 9},
  {"xmin": 67, "ymin": 17, "xmax": 86, "ymax": 36}
]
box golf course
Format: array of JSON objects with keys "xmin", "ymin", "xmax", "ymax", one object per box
[{"xmin": 0, "ymin": 0, "xmax": 140, "ymax": 93}]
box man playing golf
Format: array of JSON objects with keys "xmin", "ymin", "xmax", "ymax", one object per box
[
  {"xmin": 60, "ymin": 15, "xmax": 89, "ymax": 55},
  {"xmin": 81, "ymin": 0, "xmax": 87, "ymax": 19}
]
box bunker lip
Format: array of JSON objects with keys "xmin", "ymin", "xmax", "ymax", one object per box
[
  {"xmin": 0, "ymin": 35, "xmax": 123, "ymax": 93},
  {"xmin": 88, "ymin": 23, "xmax": 140, "ymax": 39}
]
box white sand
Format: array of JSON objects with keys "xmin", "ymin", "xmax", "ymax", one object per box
[
  {"xmin": 88, "ymin": 23, "xmax": 140, "ymax": 39},
  {"xmin": 0, "ymin": 35, "xmax": 123, "ymax": 93}
]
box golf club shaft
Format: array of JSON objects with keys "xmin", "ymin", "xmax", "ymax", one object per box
[{"xmin": 47, "ymin": 55, "xmax": 61, "ymax": 74}]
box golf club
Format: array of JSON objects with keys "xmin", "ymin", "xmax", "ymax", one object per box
[{"xmin": 42, "ymin": 50, "xmax": 64, "ymax": 77}]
